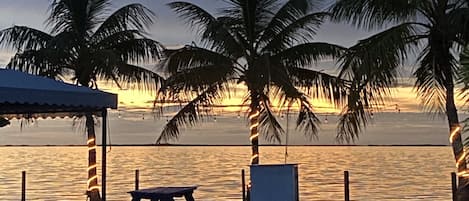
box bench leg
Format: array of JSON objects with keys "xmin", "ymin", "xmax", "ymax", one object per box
[{"xmin": 184, "ymin": 194, "xmax": 195, "ymax": 201}]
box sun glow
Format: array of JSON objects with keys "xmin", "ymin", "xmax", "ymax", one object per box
[
  {"xmin": 101, "ymin": 82, "xmax": 343, "ymax": 113},
  {"xmin": 98, "ymin": 81, "xmax": 467, "ymax": 115}
]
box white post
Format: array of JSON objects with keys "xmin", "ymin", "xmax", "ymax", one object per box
[{"xmin": 102, "ymin": 109, "xmax": 107, "ymax": 201}]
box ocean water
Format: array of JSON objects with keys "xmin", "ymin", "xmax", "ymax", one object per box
[
  {"xmin": 0, "ymin": 146, "xmax": 456, "ymax": 201},
  {"xmin": 0, "ymin": 112, "xmax": 465, "ymax": 146}
]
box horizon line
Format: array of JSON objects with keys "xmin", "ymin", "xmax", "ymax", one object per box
[{"xmin": 0, "ymin": 144, "xmax": 449, "ymax": 147}]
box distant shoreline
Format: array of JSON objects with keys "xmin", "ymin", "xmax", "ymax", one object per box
[{"xmin": 0, "ymin": 144, "xmax": 450, "ymax": 147}]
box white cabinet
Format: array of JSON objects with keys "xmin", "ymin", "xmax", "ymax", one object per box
[{"xmin": 250, "ymin": 164, "xmax": 299, "ymax": 201}]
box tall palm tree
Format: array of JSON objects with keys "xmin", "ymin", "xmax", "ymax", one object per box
[
  {"xmin": 332, "ymin": 0, "xmax": 469, "ymax": 198},
  {"xmin": 0, "ymin": 0, "xmax": 162, "ymax": 200},
  {"xmin": 155, "ymin": 0, "xmax": 375, "ymax": 165}
]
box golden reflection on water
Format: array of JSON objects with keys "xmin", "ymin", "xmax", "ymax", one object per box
[{"xmin": 0, "ymin": 146, "xmax": 455, "ymax": 200}]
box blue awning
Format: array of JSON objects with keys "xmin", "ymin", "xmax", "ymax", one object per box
[{"xmin": 0, "ymin": 69, "xmax": 117, "ymax": 117}]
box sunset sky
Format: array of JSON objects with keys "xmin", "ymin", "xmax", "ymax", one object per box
[
  {"xmin": 0, "ymin": 0, "xmax": 465, "ymax": 113},
  {"xmin": 0, "ymin": 4, "xmax": 465, "ymax": 201},
  {"xmin": 0, "ymin": 0, "xmax": 467, "ymax": 145}
]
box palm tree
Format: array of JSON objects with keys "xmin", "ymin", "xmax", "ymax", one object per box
[
  {"xmin": 332, "ymin": 0, "xmax": 469, "ymax": 198},
  {"xmin": 155, "ymin": 0, "xmax": 375, "ymax": 165},
  {"xmin": 0, "ymin": 0, "xmax": 162, "ymax": 200}
]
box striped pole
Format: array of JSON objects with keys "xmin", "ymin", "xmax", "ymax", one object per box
[
  {"xmin": 86, "ymin": 114, "xmax": 99, "ymax": 196},
  {"xmin": 249, "ymin": 107, "xmax": 260, "ymax": 165}
]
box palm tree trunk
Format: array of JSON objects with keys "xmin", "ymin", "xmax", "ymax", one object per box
[
  {"xmin": 446, "ymin": 81, "xmax": 469, "ymax": 200},
  {"xmin": 249, "ymin": 106, "xmax": 260, "ymax": 165},
  {"xmin": 85, "ymin": 114, "xmax": 102, "ymax": 201}
]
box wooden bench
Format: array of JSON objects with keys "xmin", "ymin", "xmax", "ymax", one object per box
[{"xmin": 128, "ymin": 186, "xmax": 197, "ymax": 201}]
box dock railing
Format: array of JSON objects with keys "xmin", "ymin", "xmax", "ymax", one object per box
[
  {"xmin": 17, "ymin": 170, "xmax": 460, "ymax": 201},
  {"xmin": 21, "ymin": 171, "xmax": 26, "ymax": 201}
]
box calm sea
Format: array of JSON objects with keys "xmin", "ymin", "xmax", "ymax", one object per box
[{"xmin": 0, "ymin": 146, "xmax": 456, "ymax": 201}]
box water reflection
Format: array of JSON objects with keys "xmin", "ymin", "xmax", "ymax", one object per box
[{"xmin": 0, "ymin": 146, "xmax": 455, "ymax": 200}]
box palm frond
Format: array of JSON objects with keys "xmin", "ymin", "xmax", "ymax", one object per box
[
  {"xmin": 259, "ymin": 94, "xmax": 285, "ymax": 143},
  {"xmin": 224, "ymin": 0, "xmax": 280, "ymax": 45},
  {"xmin": 415, "ymin": 46, "xmax": 456, "ymax": 113},
  {"xmin": 273, "ymin": 42, "xmax": 345, "ymax": 66},
  {"xmin": 415, "ymin": 80, "xmax": 447, "ymax": 114},
  {"xmin": 333, "ymin": 23, "xmax": 423, "ymax": 142},
  {"xmin": 168, "ymin": 1, "xmax": 216, "ymax": 32},
  {"xmin": 0, "ymin": 26, "xmax": 52, "ymax": 50},
  {"xmin": 338, "ymin": 23, "xmax": 422, "ymax": 103},
  {"xmin": 261, "ymin": 12, "xmax": 328, "ymax": 53},
  {"xmin": 92, "ymin": 30, "xmax": 164, "ymax": 63},
  {"xmin": 47, "ymin": 0, "xmax": 93, "ymax": 35},
  {"xmin": 331, "ymin": 0, "xmax": 420, "ymax": 30},
  {"xmin": 155, "ymin": 83, "xmax": 228, "ymax": 143},
  {"xmin": 265, "ymin": 75, "xmax": 321, "ymax": 140},
  {"xmin": 93, "ymin": 3, "xmax": 154, "ymax": 42},
  {"xmin": 287, "ymin": 67, "xmax": 348, "ymax": 106},
  {"xmin": 459, "ymin": 45, "xmax": 469, "ymax": 100},
  {"xmin": 162, "ymin": 46, "xmax": 236, "ymax": 74},
  {"xmin": 340, "ymin": 23, "xmax": 421, "ymax": 78},
  {"xmin": 109, "ymin": 38, "xmax": 162, "ymax": 64},
  {"xmin": 92, "ymin": 29, "xmax": 141, "ymax": 47},
  {"xmin": 336, "ymin": 87, "xmax": 371, "ymax": 143},
  {"xmin": 88, "ymin": 48, "xmax": 119, "ymax": 79},
  {"xmin": 258, "ymin": 0, "xmax": 311, "ymax": 47},
  {"xmin": 47, "ymin": 0, "xmax": 72, "ymax": 33},
  {"xmin": 87, "ymin": 0, "xmax": 110, "ymax": 22},
  {"xmin": 168, "ymin": 1, "xmax": 244, "ymax": 56},
  {"xmin": 47, "ymin": 31, "xmax": 78, "ymax": 51},
  {"xmin": 204, "ymin": 17, "xmax": 246, "ymax": 57},
  {"xmin": 101, "ymin": 64, "xmax": 163, "ymax": 91},
  {"xmin": 449, "ymin": 7, "xmax": 469, "ymax": 46},
  {"xmin": 268, "ymin": 72, "xmax": 303, "ymax": 106},
  {"xmin": 6, "ymin": 49, "xmax": 67, "ymax": 79},
  {"xmin": 296, "ymin": 95, "xmax": 320, "ymax": 140},
  {"xmin": 267, "ymin": 42, "xmax": 347, "ymax": 105},
  {"xmin": 162, "ymin": 64, "xmax": 237, "ymax": 94}
]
